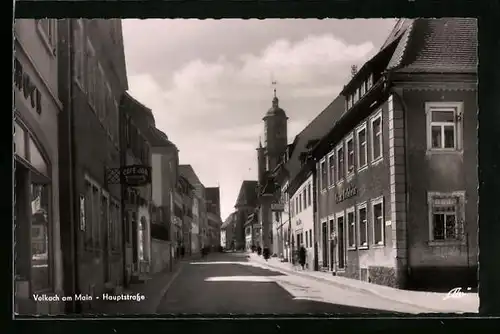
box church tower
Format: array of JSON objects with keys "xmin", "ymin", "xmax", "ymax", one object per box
[{"xmin": 263, "ymin": 85, "xmax": 288, "ymax": 172}]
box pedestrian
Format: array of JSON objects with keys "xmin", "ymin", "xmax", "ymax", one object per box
[
  {"xmin": 180, "ymin": 245, "xmax": 185, "ymax": 259},
  {"xmin": 299, "ymin": 245, "xmax": 306, "ymax": 270},
  {"xmin": 263, "ymin": 247, "xmax": 270, "ymax": 261},
  {"xmin": 257, "ymin": 246, "xmax": 262, "ymax": 256}
]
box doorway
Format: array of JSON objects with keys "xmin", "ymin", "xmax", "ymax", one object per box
[
  {"xmin": 337, "ymin": 215, "xmax": 345, "ymax": 270},
  {"xmin": 329, "ymin": 219, "xmax": 334, "ymax": 271},
  {"xmin": 322, "ymin": 222, "xmax": 327, "ymax": 268}
]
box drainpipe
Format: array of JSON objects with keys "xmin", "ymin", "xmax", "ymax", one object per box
[
  {"xmin": 68, "ymin": 19, "xmax": 81, "ymax": 313},
  {"xmin": 386, "ymin": 72, "xmax": 411, "ymax": 289}
]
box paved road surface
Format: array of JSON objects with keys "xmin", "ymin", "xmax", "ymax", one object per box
[{"xmin": 156, "ymin": 252, "xmax": 417, "ymax": 315}]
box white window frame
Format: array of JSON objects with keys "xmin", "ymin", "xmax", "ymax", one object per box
[
  {"xmin": 356, "ymin": 123, "xmax": 368, "ymax": 172},
  {"xmin": 335, "ymin": 210, "xmax": 346, "ymax": 270},
  {"xmin": 74, "ymin": 19, "xmax": 85, "ymax": 89},
  {"xmin": 360, "ymin": 81, "xmax": 366, "ymax": 96},
  {"xmin": 319, "ymin": 158, "xmax": 327, "ymax": 192},
  {"xmin": 36, "ymin": 19, "xmax": 57, "ymax": 56},
  {"xmin": 357, "ymin": 202, "xmax": 369, "ymax": 249},
  {"xmin": 370, "ymin": 109, "xmax": 383, "ymax": 164},
  {"xmin": 346, "ymin": 206, "xmax": 356, "ymax": 250},
  {"xmin": 345, "ymin": 133, "xmax": 355, "ymax": 178},
  {"xmin": 425, "ymin": 102, "xmax": 464, "ymax": 153},
  {"xmin": 336, "ymin": 144, "xmax": 344, "ymax": 185},
  {"xmin": 327, "ymin": 152, "xmax": 335, "ymax": 188},
  {"xmin": 371, "ymin": 196, "xmax": 385, "ymax": 246},
  {"xmin": 427, "ymin": 191, "xmax": 466, "ymax": 245}
]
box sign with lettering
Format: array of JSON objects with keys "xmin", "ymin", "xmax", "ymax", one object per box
[
  {"xmin": 335, "ymin": 184, "xmax": 358, "ymax": 203},
  {"xmin": 14, "ymin": 58, "xmax": 42, "ymax": 115},
  {"xmin": 271, "ymin": 203, "xmax": 285, "ymax": 212},
  {"xmin": 108, "ymin": 165, "xmax": 152, "ymax": 186}
]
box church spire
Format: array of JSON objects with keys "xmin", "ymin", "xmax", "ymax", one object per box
[{"xmin": 272, "ymin": 80, "xmax": 279, "ymax": 108}]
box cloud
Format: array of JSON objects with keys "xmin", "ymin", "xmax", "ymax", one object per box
[{"xmin": 124, "ymin": 20, "xmax": 393, "ymax": 219}]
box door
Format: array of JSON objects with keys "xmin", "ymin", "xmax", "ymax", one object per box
[
  {"xmin": 322, "ymin": 222, "xmax": 327, "ymax": 268},
  {"xmin": 329, "ymin": 219, "xmax": 334, "ymax": 271},
  {"xmin": 337, "ymin": 215, "xmax": 345, "ymax": 270},
  {"xmin": 101, "ymin": 192, "xmax": 110, "ymax": 283}
]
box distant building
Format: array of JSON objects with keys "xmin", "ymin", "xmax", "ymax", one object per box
[
  {"xmin": 234, "ymin": 180, "xmax": 259, "ymax": 250},
  {"xmin": 206, "ymin": 187, "xmax": 222, "ymax": 249},
  {"xmin": 221, "ymin": 212, "xmax": 237, "ymax": 249},
  {"xmin": 179, "ymin": 165, "xmax": 206, "ymax": 253},
  {"xmin": 177, "ymin": 175, "xmax": 195, "ymax": 255},
  {"xmin": 313, "ymin": 18, "xmax": 477, "ymax": 290}
]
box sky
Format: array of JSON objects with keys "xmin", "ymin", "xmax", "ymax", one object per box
[{"xmin": 122, "ymin": 19, "xmax": 397, "ymax": 221}]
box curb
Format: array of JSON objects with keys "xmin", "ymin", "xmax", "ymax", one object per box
[
  {"xmin": 153, "ymin": 261, "xmax": 186, "ymax": 312},
  {"xmin": 249, "ymin": 256, "xmax": 444, "ymax": 313}
]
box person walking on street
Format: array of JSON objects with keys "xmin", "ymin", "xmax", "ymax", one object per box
[
  {"xmin": 299, "ymin": 245, "xmax": 306, "ymax": 270},
  {"xmin": 180, "ymin": 245, "xmax": 185, "ymax": 259}
]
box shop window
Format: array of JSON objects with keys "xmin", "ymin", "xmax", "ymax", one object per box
[
  {"xmin": 426, "ymin": 102, "xmax": 463, "ymax": 152},
  {"xmin": 372, "ymin": 197, "xmax": 384, "ymax": 245},
  {"xmin": 31, "ymin": 183, "xmax": 51, "ymax": 292},
  {"xmin": 356, "ymin": 123, "xmax": 368, "ymax": 170},
  {"xmin": 370, "ymin": 110, "xmax": 383, "ymax": 163},
  {"xmin": 428, "ymin": 192, "xmax": 465, "ymax": 243},
  {"xmin": 347, "ymin": 207, "xmax": 356, "ymax": 249},
  {"xmin": 357, "ymin": 203, "xmax": 368, "ymax": 248}
]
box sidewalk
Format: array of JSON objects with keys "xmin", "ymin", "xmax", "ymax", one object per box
[
  {"xmin": 248, "ymin": 253, "xmax": 479, "ymax": 313},
  {"xmin": 92, "ymin": 255, "xmax": 197, "ymax": 315}
]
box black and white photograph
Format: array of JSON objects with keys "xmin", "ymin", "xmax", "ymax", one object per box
[{"xmin": 13, "ymin": 17, "xmax": 479, "ymax": 316}]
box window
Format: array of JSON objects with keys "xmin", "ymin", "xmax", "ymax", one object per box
[
  {"xmin": 372, "ymin": 197, "xmax": 384, "ymax": 245},
  {"xmin": 353, "ymin": 89, "xmax": 359, "ymax": 104},
  {"xmin": 36, "ymin": 19, "xmax": 57, "ymax": 55},
  {"xmin": 299, "ymin": 193, "xmax": 302, "ymax": 212},
  {"xmin": 86, "ymin": 40, "xmax": 97, "ymax": 110},
  {"xmin": 309, "ymin": 228, "xmax": 312, "ymax": 247},
  {"xmin": 346, "ymin": 97, "xmax": 352, "ymax": 110},
  {"xmin": 307, "ymin": 184, "xmax": 312, "ymax": 206},
  {"xmin": 303, "ymin": 188, "xmax": 307, "ymax": 208},
  {"xmin": 83, "ymin": 177, "xmax": 104, "ymax": 251},
  {"xmin": 328, "ymin": 154, "xmax": 335, "ymax": 186},
  {"xmin": 367, "ymin": 74, "xmax": 373, "ymax": 90},
  {"xmin": 296, "ymin": 197, "xmax": 299, "ymax": 214},
  {"xmin": 357, "ymin": 203, "xmax": 368, "ymax": 248},
  {"xmin": 30, "ymin": 183, "xmax": 50, "ymax": 292},
  {"xmin": 291, "ymin": 200, "xmax": 294, "ymax": 218},
  {"xmin": 346, "ymin": 135, "xmax": 355, "ymax": 176},
  {"xmin": 74, "ymin": 20, "xmax": 85, "ymax": 88},
  {"xmin": 320, "ymin": 159, "xmax": 327, "ymax": 190},
  {"xmin": 336, "ymin": 145, "xmax": 344, "ymax": 183},
  {"xmin": 346, "ymin": 208, "xmax": 356, "ymax": 249},
  {"xmin": 97, "ymin": 65, "xmax": 106, "ymax": 122},
  {"xmin": 428, "ymin": 192, "xmax": 465, "ymax": 242},
  {"xmin": 101, "ymin": 191, "xmax": 109, "ymax": 250},
  {"xmin": 305, "ymin": 231, "xmax": 308, "ymax": 247},
  {"xmin": 360, "ymin": 81, "xmax": 366, "ymax": 96},
  {"xmin": 370, "ymin": 111, "xmax": 383, "ymax": 162},
  {"xmin": 357, "ymin": 124, "xmax": 368, "ymax": 170},
  {"xmin": 350, "ymin": 94, "xmax": 355, "ymax": 108},
  {"xmin": 426, "ymin": 102, "xmax": 463, "ymax": 151}
]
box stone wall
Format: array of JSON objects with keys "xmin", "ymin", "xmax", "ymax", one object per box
[{"xmin": 151, "ymin": 239, "xmax": 172, "ymax": 274}]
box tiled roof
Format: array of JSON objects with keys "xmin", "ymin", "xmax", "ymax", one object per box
[
  {"xmin": 285, "ymin": 95, "xmax": 345, "ymax": 183},
  {"xmin": 234, "ymin": 180, "xmax": 259, "ymax": 208},
  {"xmin": 389, "ymin": 18, "xmax": 477, "ymax": 74},
  {"xmin": 179, "ymin": 165, "xmax": 202, "ymax": 187}
]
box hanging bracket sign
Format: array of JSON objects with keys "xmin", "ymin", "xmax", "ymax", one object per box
[{"xmin": 121, "ymin": 165, "xmax": 152, "ymax": 187}]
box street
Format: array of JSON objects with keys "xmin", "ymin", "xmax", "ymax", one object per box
[{"xmin": 156, "ymin": 252, "xmax": 425, "ymax": 314}]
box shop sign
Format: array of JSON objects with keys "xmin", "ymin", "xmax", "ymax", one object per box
[
  {"xmin": 271, "ymin": 203, "xmax": 285, "ymax": 212},
  {"xmin": 335, "ymin": 184, "xmax": 358, "ymax": 203},
  {"xmin": 14, "ymin": 58, "xmax": 42, "ymax": 115},
  {"xmin": 106, "ymin": 165, "xmax": 152, "ymax": 186}
]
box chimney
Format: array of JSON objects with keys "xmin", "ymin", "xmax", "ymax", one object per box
[{"xmin": 351, "ymin": 65, "xmax": 358, "ymax": 78}]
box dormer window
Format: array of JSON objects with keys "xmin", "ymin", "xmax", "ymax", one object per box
[
  {"xmin": 346, "ymin": 96, "xmax": 352, "ymax": 110},
  {"xmin": 367, "ymin": 74, "xmax": 373, "ymax": 90},
  {"xmin": 360, "ymin": 82, "xmax": 366, "ymax": 96},
  {"xmin": 353, "ymin": 89, "xmax": 359, "ymax": 104}
]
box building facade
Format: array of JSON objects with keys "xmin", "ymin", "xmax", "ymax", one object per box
[
  {"xmin": 221, "ymin": 213, "xmax": 236, "ymax": 250},
  {"xmin": 178, "ymin": 175, "xmax": 195, "ymax": 255},
  {"xmin": 206, "ymin": 187, "xmax": 222, "ymax": 249},
  {"xmin": 150, "ymin": 128, "xmax": 179, "ymax": 274},
  {"xmin": 14, "ymin": 19, "xmax": 64, "ymax": 315},
  {"xmin": 57, "ymin": 19, "xmax": 128, "ymax": 312},
  {"xmin": 234, "ymin": 180, "xmax": 259, "ymax": 250},
  {"xmin": 313, "ymin": 18, "xmax": 477, "ymax": 290}
]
